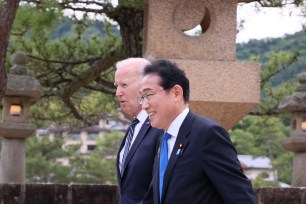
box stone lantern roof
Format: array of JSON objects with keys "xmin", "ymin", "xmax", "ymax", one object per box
[
  {"xmin": 6, "ymin": 75, "xmax": 43, "ymax": 101},
  {"xmin": 5, "ymin": 51, "xmax": 43, "ymax": 101},
  {"xmin": 278, "ymin": 72, "xmax": 306, "ymax": 112}
]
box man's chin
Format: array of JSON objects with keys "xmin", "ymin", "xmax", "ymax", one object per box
[
  {"xmin": 149, "ymin": 120, "xmax": 160, "ymax": 129},
  {"xmin": 121, "ymin": 110, "xmax": 133, "ymax": 120}
]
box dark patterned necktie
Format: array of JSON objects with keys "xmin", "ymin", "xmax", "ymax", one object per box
[
  {"xmin": 159, "ymin": 132, "xmax": 171, "ymax": 202},
  {"xmin": 120, "ymin": 118, "xmax": 140, "ymax": 175}
]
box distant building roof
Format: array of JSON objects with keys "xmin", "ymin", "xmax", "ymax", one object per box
[{"xmin": 238, "ymin": 155, "xmax": 272, "ymax": 169}]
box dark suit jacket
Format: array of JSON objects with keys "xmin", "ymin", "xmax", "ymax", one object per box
[
  {"xmin": 117, "ymin": 117, "xmax": 162, "ymax": 204},
  {"xmin": 152, "ymin": 111, "xmax": 257, "ymax": 204}
]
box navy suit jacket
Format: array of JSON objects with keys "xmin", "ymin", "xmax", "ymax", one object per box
[
  {"xmin": 151, "ymin": 111, "xmax": 257, "ymax": 204},
  {"xmin": 117, "ymin": 117, "xmax": 162, "ymax": 204}
]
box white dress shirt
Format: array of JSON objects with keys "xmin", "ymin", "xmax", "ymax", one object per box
[{"xmin": 166, "ymin": 108, "xmax": 189, "ymax": 158}]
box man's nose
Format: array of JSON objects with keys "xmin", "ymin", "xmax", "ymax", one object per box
[
  {"xmin": 116, "ymin": 88, "xmax": 123, "ymax": 96},
  {"xmin": 141, "ymin": 101, "xmax": 149, "ymax": 110}
]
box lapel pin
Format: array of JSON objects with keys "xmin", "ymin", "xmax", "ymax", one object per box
[{"xmin": 176, "ymin": 143, "xmax": 185, "ymax": 156}]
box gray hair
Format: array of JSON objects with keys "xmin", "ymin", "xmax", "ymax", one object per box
[{"xmin": 116, "ymin": 58, "xmax": 151, "ymax": 70}]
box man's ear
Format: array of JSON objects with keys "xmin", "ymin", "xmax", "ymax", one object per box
[{"xmin": 172, "ymin": 85, "xmax": 184, "ymax": 102}]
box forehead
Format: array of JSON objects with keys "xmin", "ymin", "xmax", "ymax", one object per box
[
  {"xmin": 116, "ymin": 65, "xmax": 138, "ymax": 77},
  {"xmin": 115, "ymin": 66, "xmax": 139, "ymax": 83},
  {"xmin": 140, "ymin": 74, "xmax": 161, "ymax": 92}
]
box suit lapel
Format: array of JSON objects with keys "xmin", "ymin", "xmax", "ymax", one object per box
[
  {"xmin": 116, "ymin": 129, "xmax": 129, "ymax": 183},
  {"xmin": 122, "ymin": 118, "xmax": 151, "ymax": 175},
  {"xmin": 161, "ymin": 111, "xmax": 195, "ymax": 201}
]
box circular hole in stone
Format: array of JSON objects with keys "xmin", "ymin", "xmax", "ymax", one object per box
[
  {"xmin": 183, "ymin": 8, "xmax": 211, "ymax": 37},
  {"xmin": 173, "ymin": 0, "xmax": 211, "ymax": 37},
  {"xmin": 184, "ymin": 25, "xmax": 202, "ymax": 36}
]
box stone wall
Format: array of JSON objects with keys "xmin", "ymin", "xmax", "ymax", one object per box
[
  {"xmin": 0, "ymin": 184, "xmax": 118, "ymax": 204},
  {"xmin": 255, "ymin": 188, "xmax": 306, "ymax": 204},
  {"xmin": 1, "ymin": 184, "xmax": 306, "ymax": 204}
]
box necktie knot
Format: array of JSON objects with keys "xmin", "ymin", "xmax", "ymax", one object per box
[
  {"xmin": 131, "ymin": 118, "xmax": 140, "ymax": 128},
  {"xmin": 163, "ymin": 132, "xmax": 171, "ymax": 141}
]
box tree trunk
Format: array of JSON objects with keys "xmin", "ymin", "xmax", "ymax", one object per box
[
  {"xmin": 106, "ymin": 5, "xmax": 144, "ymax": 58},
  {"xmin": 0, "ymin": 0, "xmax": 20, "ymax": 98},
  {"xmin": 117, "ymin": 7, "xmax": 143, "ymax": 57}
]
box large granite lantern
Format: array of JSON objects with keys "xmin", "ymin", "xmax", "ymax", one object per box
[
  {"xmin": 0, "ymin": 51, "xmax": 43, "ymax": 183},
  {"xmin": 278, "ymin": 72, "xmax": 306, "ymax": 186},
  {"xmin": 143, "ymin": 0, "xmax": 260, "ymax": 129}
]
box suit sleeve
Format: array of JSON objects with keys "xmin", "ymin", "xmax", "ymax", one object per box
[{"xmin": 200, "ymin": 125, "xmax": 257, "ymax": 204}]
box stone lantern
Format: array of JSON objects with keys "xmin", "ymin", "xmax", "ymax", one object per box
[
  {"xmin": 143, "ymin": 0, "xmax": 260, "ymax": 129},
  {"xmin": 0, "ymin": 51, "xmax": 43, "ymax": 183},
  {"xmin": 278, "ymin": 72, "xmax": 306, "ymax": 187}
]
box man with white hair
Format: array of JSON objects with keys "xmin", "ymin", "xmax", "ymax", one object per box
[{"xmin": 114, "ymin": 58, "xmax": 162, "ymax": 204}]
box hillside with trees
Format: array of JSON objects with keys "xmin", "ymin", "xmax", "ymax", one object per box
[
  {"xmin": 232, "ymin": 30, "xmax": 306, "ymax": 186},
  {"xmin": 237, "ymin": 31, "xmax": 306, "ymax": 86}
]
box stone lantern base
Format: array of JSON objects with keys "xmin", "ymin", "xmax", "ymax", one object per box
[
  {"xmin": 281, "ymin": 137, "xmax": 306, "ymax": 152},
  {"xmin": 281, "ymin": 137, "xmax": 306, "ymax": 187},
  {"xmin": 0, "ymin": 122, "xmax": 36, "ymax": 138}
]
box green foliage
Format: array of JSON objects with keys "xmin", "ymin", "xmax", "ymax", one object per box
[
  {"xmin": 231, "ymin": 34, "xmax": 305, "ymax": 186},
  {"xmin": 231, "ymin": 115, "xmax": 293, "ymax": 185},
  {"xmin": 119, "ymin": 0, "xmax": 143, "ymax": 7},
  {"xmin": 7, "ymin": 4, "xmax": 122, "ymax": 127},
  {"xmin": 26, "ymin": 136, "xmax": 73, "ymax": 183},
  {"xmin": 67, "ymin": 131, "xmax": 124, "ymax": 184},
  {"xmin": 232, "ymin": 116, "xmax": 288, "ymax": 155},
  {"xmin": 256, "ymin": 81, "xmax": 297, "ymax": 116},
  {"xmin": 252, "ymin": 174, "xmax": 279, "ymax": 188},
  {"xmin": 272, "ymin": 151, "xmax": 293, "ymax": 184},
  {"xmin": 237, "ymin": 31, "xmax": 305, "ymax": 86},
  {"xmin": 25, "ymin": 131, "xmax": 124, "ymax": 184}
]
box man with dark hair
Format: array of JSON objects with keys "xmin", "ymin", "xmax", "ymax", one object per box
[
  {"xmin": 138, "ymin": 60, "xmax": 257, "ymax": 204},
  {"xmin": 114, "ymin": 58, "xmax": 162, "ymax": 204}
]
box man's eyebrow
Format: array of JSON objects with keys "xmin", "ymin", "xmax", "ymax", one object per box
[{"xmin": 139, "ymin": 88, "xmax": 152, "ymax": 94}]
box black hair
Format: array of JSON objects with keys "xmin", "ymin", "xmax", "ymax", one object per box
[{"xmin": 143, "ymin": 60, "xmax": 190, "ymax": 102}]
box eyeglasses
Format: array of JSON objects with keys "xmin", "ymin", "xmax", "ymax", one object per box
[{"xmin": 137, "ymin": 89, "xmax": 164, "ymax": 105}]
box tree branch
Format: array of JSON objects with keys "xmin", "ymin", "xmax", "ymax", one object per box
[
  {"xmin": 59, "ymin": 47, "xmax": 124, "ymax": 124},
  {"xmin": 61, "ymin": 47, "xmax": 124, "ymax": 98},
  {"xmin": 249, "ymin": 109, "xmax": 281, "ymax": 116}
]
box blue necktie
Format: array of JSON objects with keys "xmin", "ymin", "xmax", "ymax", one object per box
[
  {"xmin": 120, "ymin": 118, "xmax": 139, "ymax": 175},
  {"xmin": 159, "ymin": 132, "xmax": 171, "ymax": 202}
]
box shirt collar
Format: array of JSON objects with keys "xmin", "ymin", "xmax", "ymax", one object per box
[
  {"xmin": 136, "ymin": 110, "xmax": 148, "ymax": 124},
  {"xmin": 166, "ymin": 108, "xmax": 189, "ymax": 138}
]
